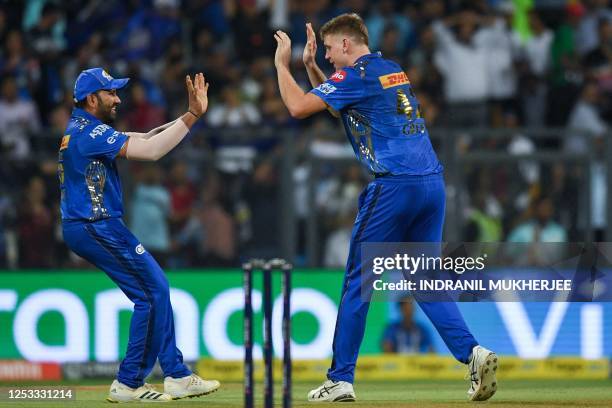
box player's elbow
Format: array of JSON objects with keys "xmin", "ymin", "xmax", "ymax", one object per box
[{"xmin": 288, "ymin": 105, "xmax": 310, "ymax": 119}]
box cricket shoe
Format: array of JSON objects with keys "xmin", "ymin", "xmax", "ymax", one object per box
[
  {"xmin": 466, "ymin": 345, "xmax": 498, "ymax": 401},
  {"xmin": 164, "ymin": 373, "xmax": 220, "ymax": 399},
  {"xmin": 308, "ymin": 379, "xmax": 356, "ymax": 402},
  {"xmin": 106, "ymin": 380, "xmax": 172, "ymax": 403}
]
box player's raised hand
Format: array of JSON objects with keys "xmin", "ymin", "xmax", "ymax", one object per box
[
  {"xmin": 302, "ymin": 23, "xmax": 317, "ymax": 67},
  {"xmin": 186, "ymin": 73, "xmax": 209, "ymax": 117},
  {"xmin": 274, "ymin": 30, "xmax": 292, "ymax": 68}
]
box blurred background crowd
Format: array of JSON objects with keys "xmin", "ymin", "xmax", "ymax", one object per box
[{"xmin": 0, "ymin": 0, "xmax": 611, "ymax": 269}]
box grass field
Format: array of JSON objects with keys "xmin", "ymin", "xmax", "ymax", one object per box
[{"xmin": 1, "ymin": 380, "xmax": 611, "ymax": 407}]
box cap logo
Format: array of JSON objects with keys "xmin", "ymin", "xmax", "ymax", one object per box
[{"xmin": 101, "ymin": 70, "xmax": 113, "ymax": 81}]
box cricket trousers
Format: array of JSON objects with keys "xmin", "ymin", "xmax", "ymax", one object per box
[
  {"xmin": 327, "ymin": 173, "xmax": 478, "ymax": 383},
  {"xmin": 62, "ymin": 217, "xmax": 191, "ymax": 388}
]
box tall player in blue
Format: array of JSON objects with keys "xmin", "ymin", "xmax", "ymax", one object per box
[
  {"xmin": 59, "ymin": 68, "xmax": 220, "ymax": 402},
  {"xmin": 273, "ymin": 14, "xmax": 498, "ymax": 402}
]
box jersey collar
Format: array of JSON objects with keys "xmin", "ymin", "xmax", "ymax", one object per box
[
  {"xmin": 72, "ymin": 107, "xmax": 101, "ymax": 123},
  {"xmin": 353, "ymin": 51, "xmax": 382, "ymax": 66}
]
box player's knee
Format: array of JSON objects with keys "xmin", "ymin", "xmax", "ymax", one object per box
[{"xmin": 151, "ymin": 283, "xmax": 170, "ymax": 304}]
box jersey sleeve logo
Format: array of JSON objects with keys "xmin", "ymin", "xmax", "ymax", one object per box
[
  {"xmin": 59, "ymin": 135, "xmax": 71, "ymax": 150},
  {"xmin": 379, "ymin": 72, "xmax": 409, "ymax": 89},
  {"xmin": 315, "ymin": 83, "xmax": 337, "ymax": 95},
  {"xmin": 330, "ymin": 70, "xmax": 347, "ymax": 83}
]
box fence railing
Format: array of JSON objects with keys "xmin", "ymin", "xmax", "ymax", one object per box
[{"xmin": 0, "ymin": 126, "xmax": 607, "ymax": 267}]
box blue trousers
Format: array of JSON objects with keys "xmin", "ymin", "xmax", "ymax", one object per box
[
  {"xmin": 62, "ymin": 218, "xmax": 191, "ymax": 388},
  {"xmin": 327, "ymin": 173, "xmax": 478, "ymax": 383}
]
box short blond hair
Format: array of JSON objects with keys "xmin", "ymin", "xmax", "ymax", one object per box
[{"xmin": 319, "ymin": 13, "xmax": 369, "ymax": 46}]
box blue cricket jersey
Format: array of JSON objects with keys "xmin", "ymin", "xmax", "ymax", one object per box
[
  {"xmin": 58, "ymin": 108, "xmax": 129, "ymax": 221},
  {"xmin": 310, "ymin": 52, "xmax": 443, "ymax": 176}
]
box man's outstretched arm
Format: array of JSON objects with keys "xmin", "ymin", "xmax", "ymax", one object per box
[
  {"xmin": 118, "ymin": 73, "xmax": 209, "ymax": 161},
  {"xmin": 124, "ymin": 120, "xmax": 177, "ymax": 139},
  {"xmin": 275, "ymin": 30, "xmax": 327, "ymax": 119}
]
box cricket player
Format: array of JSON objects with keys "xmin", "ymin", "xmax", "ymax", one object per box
[
  {"xmin": 273, "ymin": 14, "xmax": 498, "ymax": 402},
  {"xmin": 59, "ymin": 68, "xmax": 220, "ymax": 402}
]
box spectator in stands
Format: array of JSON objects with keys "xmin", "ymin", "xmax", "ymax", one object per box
[
  {"xmin": 366, "ymin": 0, "xmax": 412, "ymax": 54},
  {"xmin": 167, "ymin": 161, "xmax": 197, "ymax": 232},
  {"xmin": 114, "ymin": 0, "xmax": 181, "ymax": 61},
  {"xmin": 515, "ymin": 11, "xmax": 553, "ymax": 127},
  {"xmin": 582, "ymin": 17, "xmax": 612, "ymax": 93},
  {"xmin": 130, "ymin": 164, "xmax": 171, "ymax": 267},
  {"xmin": 177, "ymin": 174, "xmax": 236, "ymax": 266},
  {"xmin": 260, "ymin": 75, "xmax": 292, "ymax": 126},
  {"xmin": 485, "ymin": 5, "xmax": 517, "ymax": 127},
  {"xmin": 566, "ymin": 80, "xmax": 607, "ymax": 154},
  {"xmin": 465, "ymin": 191, "xmax": 502, "ymax": 242},
  {"xmin": 207, "ymin": 84, "xmax": 261, "ymax": 128},
  {"xmin": 17, "ymin": 176, "xmax": 54, "ymax": 268},
  {"xmin": 0, "ymin": 75, "xmax": 41, "ymax": 160},
  {"xmin": 433, "ymin": 9, "xmax": 490, "ymax": 127},
  {"xmin": 509, "ymin": 195, "xmax": 567, "ymax": 242},
  {"xmin": 378, "ymin": 23, "xmax": 404, "ymax": 63},
  {"xmin": 0, "ymin": 30, "xmax": 37, "ymax": 96},
  {"xmin": 26, "ymin": 2, "xmax": 65, "ymax": 117},
  {"xmin": 125, "ymin": 82, "xmax": 166, "ymax": 132},
  {"xmin": 507, "ymin": 196, "xmax": 568, "ymax": 264},
  {"xmin": 243, "ymin": 158, "xmax": 279, "ymax": 259},
  {"xmin": 324, "ymin": 210, "xmax": 355, "ymax": 268},
  {"xmin": 229, "ymin": 0, "xmax": 275, "ymax": 65},
  {"xmin": 576, "ymin": 0, "xmax": 612, "ymax": 56},
  {"xmin": 381, "ymin": 296, "xmax": 435, "ymax": 354}
]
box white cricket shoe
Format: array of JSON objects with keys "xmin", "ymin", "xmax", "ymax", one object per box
[
  {"xmin": 164, "ymin": 373, "xmax": 220, "ymax": 399},
  {"xmin": 106, "ymin": 380, "xmax": 172, "ymax": 403},
  {"xmin": 307, "ymin": 379, "xmax": 356, "ymax": 402},
  {"xmin": 466, "ymin": 345, "xmax": 498, "ymax": 401}
]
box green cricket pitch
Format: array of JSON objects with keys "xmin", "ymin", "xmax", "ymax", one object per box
[{"xmin": 1, "ymin": 379, "xmax": 611, "ymax": 407}]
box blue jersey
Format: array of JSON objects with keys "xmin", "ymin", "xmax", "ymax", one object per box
[
  {"xmin": 310, "ymin": 52, "xmax": 443, "ymax": 176},
  {"xmin": 58, "ymin": 108, "xmax": 129, "ymax": 221}
]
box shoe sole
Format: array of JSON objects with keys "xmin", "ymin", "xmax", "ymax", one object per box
[
  {"xmin": 105, "ymin": 397, "xmax": 170, "ymax": 403},
  {"xmin": 333, "ymin": 393, "xmax": 356, "ymax": 402},
  {"xmin": 171, "ymin": 385, "xmax": 220, "ymax": 400},
  {"xmin": 469, "ymin": 352, "xmax": 498, "ymax": 402},
  {"xmin": 308, "ymin": 393, "xmax": 356, "ymax": 403}
]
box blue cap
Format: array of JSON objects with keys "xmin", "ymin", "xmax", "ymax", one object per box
[{"xmin": 73, "ymin": 68, "xmax": 130, "ymax": 102}]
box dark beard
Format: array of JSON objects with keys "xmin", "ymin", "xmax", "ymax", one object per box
[{"xmin": 97, "ymin": 105, "xmax": 116, "ymax": 124}]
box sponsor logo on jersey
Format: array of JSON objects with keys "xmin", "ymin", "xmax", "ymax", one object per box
[
  {"xmin": 89, "ymin": 124, "xmax": 110, "ymax": 139},
  {"xmin": 315, "ymin": 83, "xmax": 337, "ymax": 95},
  {"xmin": 330, "ymin": 70, "xmax": 347, "ymax": 83},
  {"xmin": 106, "ymin": 131, "xmax": 119, "ymax": 144},
  {"xmin": 378, "ymin": 71, "xmax": 409, "ymax": 89},
  {"xmin": 135, "ymin": 244, "xmax": 145, "ymax": 255},
  {"xmin": 59, "ymin": 135, "xmax": 71, "ymax": 150}
]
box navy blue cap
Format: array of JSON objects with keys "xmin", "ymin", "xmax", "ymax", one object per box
[{"xmin": 73, "ymin": 68, "xmax": 130, "ymax": 102}]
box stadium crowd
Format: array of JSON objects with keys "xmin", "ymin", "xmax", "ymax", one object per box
[{"xmin": 0, "ymin": 0, "xmax": 610, "ymax": 268}]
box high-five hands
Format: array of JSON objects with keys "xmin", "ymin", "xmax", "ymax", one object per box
[
  {"xmin": 185, "ymin": 73, "xmax": 209, "ymax": 118},
  {"xmin": 302, "ymin": 23, "xmax": 317, "ymax": 67},
  {"xmin": 274, "ymin": 30, "xmax": 292, "ymax": 68}
]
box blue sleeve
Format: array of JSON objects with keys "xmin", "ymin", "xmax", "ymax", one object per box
[
  {"xmin": 309, "ymin": 68, "xmax": 365, "ymax": 111},
  {"xmin": 78, "ymin": 124, "xmax": 128, "ymax": 160}
]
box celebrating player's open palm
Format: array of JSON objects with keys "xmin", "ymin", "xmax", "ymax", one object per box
[
  {"xmin": 303, "ymin": 22, "xmax": 317, "ymax": 66},
  {"xmin": 186, "ymin": 73, "xmax": 209, "ymax": 117},
  {"xmin": 274, "ymin": 30, "xmax": 292, "ymax": 68}
]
